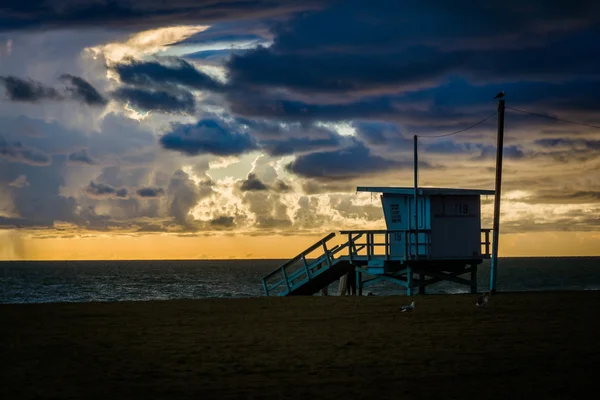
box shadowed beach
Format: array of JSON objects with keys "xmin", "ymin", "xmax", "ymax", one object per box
[{"xmin": 2, "ymin": 292, "xmax": 600, "ymax": 399}]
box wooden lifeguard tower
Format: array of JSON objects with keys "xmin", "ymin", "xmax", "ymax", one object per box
[
  {"xmin": 261, "ymin": 186, "xmax": 494, "ymax": 296},
  {"xmin": 262, "ymin": 100, "xmax": 507, "ymax": 296}
]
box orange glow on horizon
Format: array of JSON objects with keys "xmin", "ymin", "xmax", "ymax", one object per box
[{"xmin": 1, "ymin": 231, "xmax": 600, "ymax": 261}]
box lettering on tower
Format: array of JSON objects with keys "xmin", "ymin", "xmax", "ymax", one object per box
[{"xmin": 391, "ymin": 203, "xmax": 401, "ymax": 223}]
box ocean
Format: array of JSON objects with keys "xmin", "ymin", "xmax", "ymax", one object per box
[{"xmin": 1, "ymin": 257, "xmax": 600, "ymax": 304}]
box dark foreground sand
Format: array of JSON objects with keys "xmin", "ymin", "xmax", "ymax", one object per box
[{"xmin": 2, "ymin": 292, "xmax": 600, "ymax": 399}]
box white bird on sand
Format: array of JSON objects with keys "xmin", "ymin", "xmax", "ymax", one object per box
[
  {"xmin": 476, "ymin": 292, "xmax": 490, "ymax": 307},
  {"xmin": 493, "ymin": 91, "xmax": 505, "ymax": 100},
  {"xmin": 401, "ymin": 301, "xmax": 415, "ymax": 312}
]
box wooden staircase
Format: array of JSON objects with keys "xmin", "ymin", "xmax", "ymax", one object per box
[{"xmin": 261, "ymin": 233, "xmax": 354, "ymax": 296}]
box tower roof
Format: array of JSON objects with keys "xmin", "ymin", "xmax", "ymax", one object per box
[{"xmin": 356, "ymin": 186, "xmax": 495, "ymax": 196}]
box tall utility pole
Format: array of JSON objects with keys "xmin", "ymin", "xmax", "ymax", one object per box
[
  {"xmin": 490, "ymin": 99, "xmax": 505, "ymax": 294},
  {"xmin": 413, "ymin": 135, "xmax": 418, "ymax": 259}
]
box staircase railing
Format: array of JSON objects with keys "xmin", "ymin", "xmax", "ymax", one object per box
[{"xmin": 262, "ymin": 233, "xmax": 336, "ymax": 296}]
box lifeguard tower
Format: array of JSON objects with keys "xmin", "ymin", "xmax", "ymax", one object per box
[{"xmin": 261, "ymin": 186, "xmax": 493, "ymax": 296}]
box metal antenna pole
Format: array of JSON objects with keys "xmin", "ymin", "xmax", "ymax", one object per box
[{"xmin": 490, "ymin": 99, "xmax": 505, "ymax": 294}]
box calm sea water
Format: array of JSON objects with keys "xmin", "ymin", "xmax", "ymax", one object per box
[{"xmin": 1, "ymin": 258, "xmax": 600, "ymax": 304}]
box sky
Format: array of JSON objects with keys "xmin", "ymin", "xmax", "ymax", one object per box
[{"xmin": 1, "ymin": 0, "xmax": 600, "ymax": 260}]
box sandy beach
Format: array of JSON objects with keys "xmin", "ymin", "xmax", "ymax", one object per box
[{"xmin": 2, "ymin": 292, "xmax": 600, "ymax": 399}]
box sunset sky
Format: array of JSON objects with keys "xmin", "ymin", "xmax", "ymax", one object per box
[{"xmin": 1, "ymin": 0, "xmax": 600, "ymax": 260}]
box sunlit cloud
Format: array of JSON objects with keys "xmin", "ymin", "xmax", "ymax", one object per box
[{"xmin": 87, "ymin": 25, "xmax": 209, "ymax": 65}]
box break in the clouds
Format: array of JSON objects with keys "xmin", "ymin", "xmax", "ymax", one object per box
[{"xmin": 2, "ymin": 0, "xmax": 600, "ymax": 244}]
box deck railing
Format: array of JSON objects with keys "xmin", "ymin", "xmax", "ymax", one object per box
[
  {"xmin": 481, "ymin": 228, "xmax": 492, "ymax": 258},
  {"xmin": 339, "ymin": 229, "xmax": 432, "ymax": 261}
]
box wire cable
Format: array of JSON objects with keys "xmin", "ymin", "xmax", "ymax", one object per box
[
  {"xmin": 416, "ymin": 111, "xmax": 498, "ymax": 138},
  {"xmin": 506, "ymin": 106, "xmax": 600, "ymax": 130}
]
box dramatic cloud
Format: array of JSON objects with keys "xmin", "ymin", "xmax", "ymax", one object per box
[
  {"xmin": 60, "ymin": 74, "xmax": 108, "ymax": 106},
  {"xmin": 112, "ymin": 87, "xmax": 196, "ymax": 113},
  {"xmin": 0, "ymin": 75, "xmax": 108, "ymax": 106},
  {"xmin": 113, "ymin": 58, "xmax": 224, "ymax": 91},
  {"xmin": 0, "ymin": 76, "xmax": 61, "ymax": 102},
  {"xmin": 2, "ymin": 0, "xmax": 600, "ymax": 255},
  {"xmin": 226, "ymin": 1, "xmax": 600, "ymax": 96},
  {"xmin": 226, "ymin": 91, "xmax": 398, "ymax": 122},
  {"xmin": 159, "ymin": 119, "xmax": 258, "ymax": 156},
  {"xmin": 286, "ymin": 142, "xmax": 414, "ymax": 180}
]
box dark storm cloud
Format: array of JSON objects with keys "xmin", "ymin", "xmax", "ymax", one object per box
[
  {"xmin": 67, "ymin": 149, "xmax": 95, "ymax": 165},
  {"xmin": 159, "ymin": 118, "xmax": 258, "ymax": 156},
  {"xmin": 268, "ymin": 0, "xmax": 600, "ymax": 53},
  {"xmin": 226, "ymin": 91, "xmax": 397, "ymax": 121},
  {"xmin": 225, "ymin": 0, "xmax": 600, "ymax": 95},
  {"xmin": 136, "ymin": 187, "xmax": 165, "ymax": 198},
  {"xmin": 0, "ymin": 76, "xmax": 62, "ymax": 102},
  {"xmin": 0, "ymin": 0, "xmax": 323, "ymax": 32},
  {"xmin": 1, "ymin": 75, "xmax": 109, "ymax": 106},
  {"xmin": 113, "ymin": 58, "xmax": 225, "ymax": 92},
  {"xmin": 59, "ymin": 74, "xmax": 108, "ymax": 106},
  {"xmin": 227, "ymin": 45, "xmax": 455, "ymax": 95},
  {"xmin": 85, "ymin": 181, "xmax": 128, "ymax": 199},
  {"xmin": 227, "ymin": 37, "xmax": 600, "ymax": 99},
  {"xmin": 187, "ymin": 0, "xmax": 600, "ymax": 129},
  {"xmin": 240, "ymin": 173, "xmax": 268, "ymax": 191},
  {"xmin": 286, "ymin": 142, "xmax": 415, "ymax": 180},
  {"xmin": 112, "ymin": 87, "xmax": 196, "ymax": 114}
]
